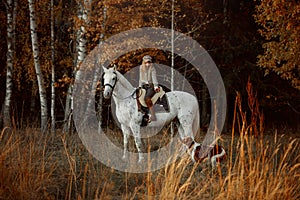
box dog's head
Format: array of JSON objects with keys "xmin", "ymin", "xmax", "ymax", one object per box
[
  {"xmin": 180, "ymin": 137, "xmax": 202, "ymax": 162},
  {"xmin": 180, "ymin": 137, "xmax": 226, "ymax": 166}
]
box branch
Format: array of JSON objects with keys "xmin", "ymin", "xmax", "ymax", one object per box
[{"xmin": 286, "ymin": 102, "xmax": 300, "ymax": 115}]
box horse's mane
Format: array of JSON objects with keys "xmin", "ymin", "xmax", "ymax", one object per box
[{"xmin": 115, "ymin": 70, "xmax": 135, "ymax": 91}]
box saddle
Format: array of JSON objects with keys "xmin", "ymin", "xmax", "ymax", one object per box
[
  {"xmin": 136, "ymin": 86, "xmax": 170, "ymax": 126},
  {"xmin": 138, "ymin": 86, "xmax": 165, "ymax": 107}
]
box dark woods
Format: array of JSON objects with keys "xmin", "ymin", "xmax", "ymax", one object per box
[{"xmin": 0, "ymin": 0, "xmax": 299, "ymax": 132}]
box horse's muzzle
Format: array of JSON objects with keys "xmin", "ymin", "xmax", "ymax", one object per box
[{"xmin": 103, "ymin": 85, "xmax": 113, "ymax": 99}]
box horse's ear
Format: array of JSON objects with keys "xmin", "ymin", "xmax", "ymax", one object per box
[
  {"xmin": 113, "ymin": 64, "xmax": 117, "ymax": 71},
  {"xmin": 102, "ymin": 66, "xmax": 108, "ymax": 72}
]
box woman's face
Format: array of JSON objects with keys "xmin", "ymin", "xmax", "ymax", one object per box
[{"xmin": 145, "ymin": 61, "xmax": 152, "ymax": 67}]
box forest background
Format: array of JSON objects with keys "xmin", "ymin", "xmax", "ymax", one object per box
[{"xmin": 0, "ymin": 0, "xmax": 299, "ymax": 132}]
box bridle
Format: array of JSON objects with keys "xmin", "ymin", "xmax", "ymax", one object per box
[
  {"xmin": 101, "ymin": 72, "xmax": 137, "ymax": 100},
  {"xmin": 101, "ymin": 71, "xmax": 117, "ymax": 91}
]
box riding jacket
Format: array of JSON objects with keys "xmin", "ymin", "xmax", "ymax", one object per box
[{"xmin": 139, "ymin": 65, "xmax": 158, "ymax": 88}]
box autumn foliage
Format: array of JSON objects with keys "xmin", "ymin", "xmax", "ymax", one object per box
[
  {"xmin": 0, "ymin": 1, "xmax": 300, "ymax": 199},
  {"xmin": 0, "ymin": 0, "xmax": 299, "ymax": 130},
  {"xmin": 255, "ymin": 0, "xmax": 300, "ymax": 90}
]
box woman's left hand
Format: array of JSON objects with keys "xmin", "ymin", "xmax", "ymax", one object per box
[{"xmin": 154, "ymin": 86, "xmax": 160, "ymax": 93}]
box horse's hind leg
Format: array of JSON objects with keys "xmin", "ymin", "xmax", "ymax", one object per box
[
  {"xmin": 177, "ymin": 124, "xmax": 189, "ymax": 155},
  {"xmin": 193, "ymin": 109, "xmax": 200, "ymax": 137},
  {"xmin": 178, "ymin": 115, "xmax": 195, "ymax": 139},
  {"xmin": 121, "ymin": 125, "xmax": 130, "ymax": 160}
]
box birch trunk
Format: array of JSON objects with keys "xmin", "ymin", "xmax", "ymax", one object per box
[
  {"xmin": 28, "ymin": 0, "xmax": 48, "ymax": 132},
  {"xmin": 170, "ymin": 0, "xmax": 175, "ymax": 136},
  {"xmin": 86, "ymin": 6, "xmax": 107, "ymax": 125},
  {"xmin": 50, "ymin": 0, "xmax": 55, "ymax": 133},
  {"xmin": 171, "ymin": 0, "xmax": 175, "ymax": 91},
  {"xmin": 97, "ymin": 6, "xmax": 107, "ymax": 131},
  {"xmin": 63, "ymin": 0, "xmax": 89, "ymax": 133},
  {"xmin": 3, "ymin": 0, "xmax": 14, "ymax": 127},
  {"xmin": 12, "ymin": 0, "xmax": 17, "ymax": 50}
]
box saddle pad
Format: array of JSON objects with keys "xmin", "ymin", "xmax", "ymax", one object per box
[{"xmin": 138, "ymin": 86, "xmax": 165, "ymax": 107}]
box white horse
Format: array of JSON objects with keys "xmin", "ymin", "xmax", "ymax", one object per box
[{"xmin": 102, "ymin": 66, "xmax": 200, "ymax": 162}]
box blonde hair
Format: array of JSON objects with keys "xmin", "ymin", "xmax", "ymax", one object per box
[{"xmin": 140, "ymin": 60, "xmax": 153, "ymax": 72}]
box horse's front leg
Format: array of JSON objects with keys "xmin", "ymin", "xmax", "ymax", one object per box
[
  {"xmin": 130, "ymin": 122, "xmax": 144, "ymax": 162},
  {"xmin": 121, "ymin": 125, "xmax": 130, "ymax": 160}
]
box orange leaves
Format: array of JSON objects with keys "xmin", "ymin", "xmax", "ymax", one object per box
[
  {"xmin": 255, "ymin": 0, "xmax": 300, "ymax": 90},
  {"xmin": 56, "ymin": 74, "xmax": 73, "ymax": 88}
]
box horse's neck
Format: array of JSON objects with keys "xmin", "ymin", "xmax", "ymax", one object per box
[{"xmin": 113, "ymin": 72, "xmax": 135, "ymax": 100}]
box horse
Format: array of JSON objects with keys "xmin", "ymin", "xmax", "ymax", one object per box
[{"xmin": 101, "ymin": 66, "xmax": 200, "ymax": 162}]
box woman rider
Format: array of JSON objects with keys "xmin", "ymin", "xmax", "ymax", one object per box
[{"xmin": 139, "ymin": 55, "xmax": 160, "ymax": 121}]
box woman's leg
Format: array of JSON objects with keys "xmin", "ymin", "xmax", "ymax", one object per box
[{"xmin": 144, "ymin": 87, "xmax": 156, "ymax": 121}]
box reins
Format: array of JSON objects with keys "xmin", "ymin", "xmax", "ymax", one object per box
[
  {"xmin": 110, "ymin": 75, "xmax": 138, "ymax": 100},
  {"xmin": 112, "ymin": 88, "xmax": 137, "ymax": 100},
  {"xmin": 102, "ymin": 70, "xmax": 143, "ymax": 101}
]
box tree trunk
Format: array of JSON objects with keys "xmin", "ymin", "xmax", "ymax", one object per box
[
  {"xmin": 85, "ymin": 6, "xmax": 107, "ymax": 124},
  {"xmin": 170, "ymin": 0, "xmax": 175, "ymax": 136},
  {"xmin": 63, "ymin": 0, "xmax": 90, "ymax": 133},
  {"xmin": 98, "ymin": 6, "xmax": 107, "ymax": 131},
  {"xmin": 28, "ymin": 0, "xmax": 48, "ymax": 132},
  {"xmin": 12, "ymin": 0, "xmax": 17, "ymax": 50},
  {"xmin": 50, "ymin": 0, "xmax": 55, "ymax": 133},
  {"xmin": 3, "ymin": 0, "xmax": 14, "ymax": 127}
]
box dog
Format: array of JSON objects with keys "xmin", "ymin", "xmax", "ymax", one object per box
[{"xmin": 181, "ymin": 137, "xmax": 226, "ymax": 169}]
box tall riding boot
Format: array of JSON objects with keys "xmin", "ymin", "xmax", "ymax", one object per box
[{"xmin": 145, "ymin": 98, "xmax": 156, "ymax": 121}]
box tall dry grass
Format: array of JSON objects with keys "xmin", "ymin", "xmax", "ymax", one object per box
[
  {"xmin": 0, "ymin": 82, "xmax": 299, "ymax": 199},
  {"xmin": 1, "ymin": 126, "xmax": 298, "ymax": 199},
  {"xmin": 0, "ymin": 128, "xmax": 57, "ymax": 199},
  {"xmin": 153, "ymin": 84, "xmax": 300, "ymax": 200}
]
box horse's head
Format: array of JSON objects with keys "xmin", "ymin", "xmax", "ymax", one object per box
[{"xmin": 102, "ymin": 66, "xmax": 118, "ymax": 99}]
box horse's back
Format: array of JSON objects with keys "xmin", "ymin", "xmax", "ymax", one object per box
[
  {"xmin": 165, "ymin": 91, "xmax": 199, "ymax": 111},
  {"xmin": 166, "ymin": 91, "xmax": 198, "ymax": 103}
]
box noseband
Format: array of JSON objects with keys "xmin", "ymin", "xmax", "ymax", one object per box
[
  {"xmin": 104, "ymin": 82, "xmax": 115, "ymax": 89},
  {"xmin": 101, "ymin": 72, "xmax": 118, "ymax": 91}
]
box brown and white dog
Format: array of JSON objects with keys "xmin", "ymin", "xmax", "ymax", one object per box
[{"xmin": 181, "ymin": 137, "xmax": 226, "ymax": 169}]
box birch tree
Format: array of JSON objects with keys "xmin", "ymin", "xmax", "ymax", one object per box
[
  {"xmin": 85, "ymin": 6, "xmax": 107, "ymax": 127},
  {"xmin": 50, "ymin": 0, "xmax": 55, "ymax": 133},
  {"xmin": 63, "ymin": 0, "xmax": 91, "ymax": 133},
  {"xmin": 28, "ymin": 0, "xmax": 48, "ymax": 132},
  {"xmin": 3, "ymin": 0, "xmax": 15, "ymax": 127}
]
